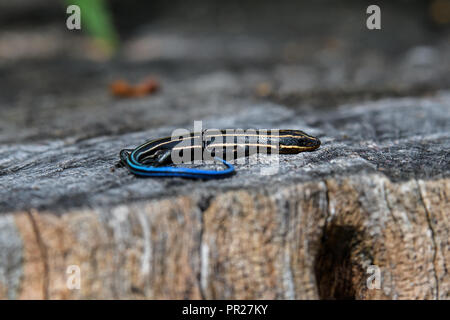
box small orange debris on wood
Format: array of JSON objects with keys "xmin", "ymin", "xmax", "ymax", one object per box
[
  {"xmin": 133, "ymin": 78, "xmax": 159, "ymax": 97},
  {"xmin": 110, "ymin": 80, "xmax": 131, "ymax": 97},
  {"xmin": 110, "ymin": 78, "xmax": 160, "ymax": 98}
]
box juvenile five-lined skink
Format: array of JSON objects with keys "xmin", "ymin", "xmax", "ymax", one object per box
[{"xmin": 119, "ymin": 129, "xmax": 321, "ymax": 179}]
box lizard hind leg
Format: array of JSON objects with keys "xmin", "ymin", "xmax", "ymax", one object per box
[{"xmin": 155, "ymin": 149, "xmax": 173, "ymax": 166}]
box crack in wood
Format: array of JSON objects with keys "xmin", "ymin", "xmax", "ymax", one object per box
[
  {"xmin": 416, "ymin": 179, "xmax": 440, "ymax": 299},
  {"xmin": 25, "ymin": 210, "xmax": 49, "ymax": 300}
]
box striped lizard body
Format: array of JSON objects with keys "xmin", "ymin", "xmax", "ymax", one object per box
[{"xmin": 119, "ymin": 129, "xmax": 321, "ymax": 179}]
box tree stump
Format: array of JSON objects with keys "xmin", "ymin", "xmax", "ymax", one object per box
[
  {"xmin": 0, "ymin": 0, "xmax": 448, "ymax": 300},
  {"xmin": 0, "ymin": 92, "xmax": 448, "ymax": 299}
]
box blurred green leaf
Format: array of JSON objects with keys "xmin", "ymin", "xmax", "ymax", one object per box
[{"xmin": 65, "ymin": 0, "xmax": 118, "ymax": 52}]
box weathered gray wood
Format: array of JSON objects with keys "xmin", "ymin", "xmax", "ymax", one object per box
[
  {"xmin": 0, "ymin": 0, "xmax": 449, "ymax": 300},
  {"xmin": 0, "ymin": 94, "xmax": 448, "ymax": 299}
]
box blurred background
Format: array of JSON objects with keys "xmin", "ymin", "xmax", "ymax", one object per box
[{"xmin": 0, "ymin": 0, "xmax": 449, "ymax": 143}]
